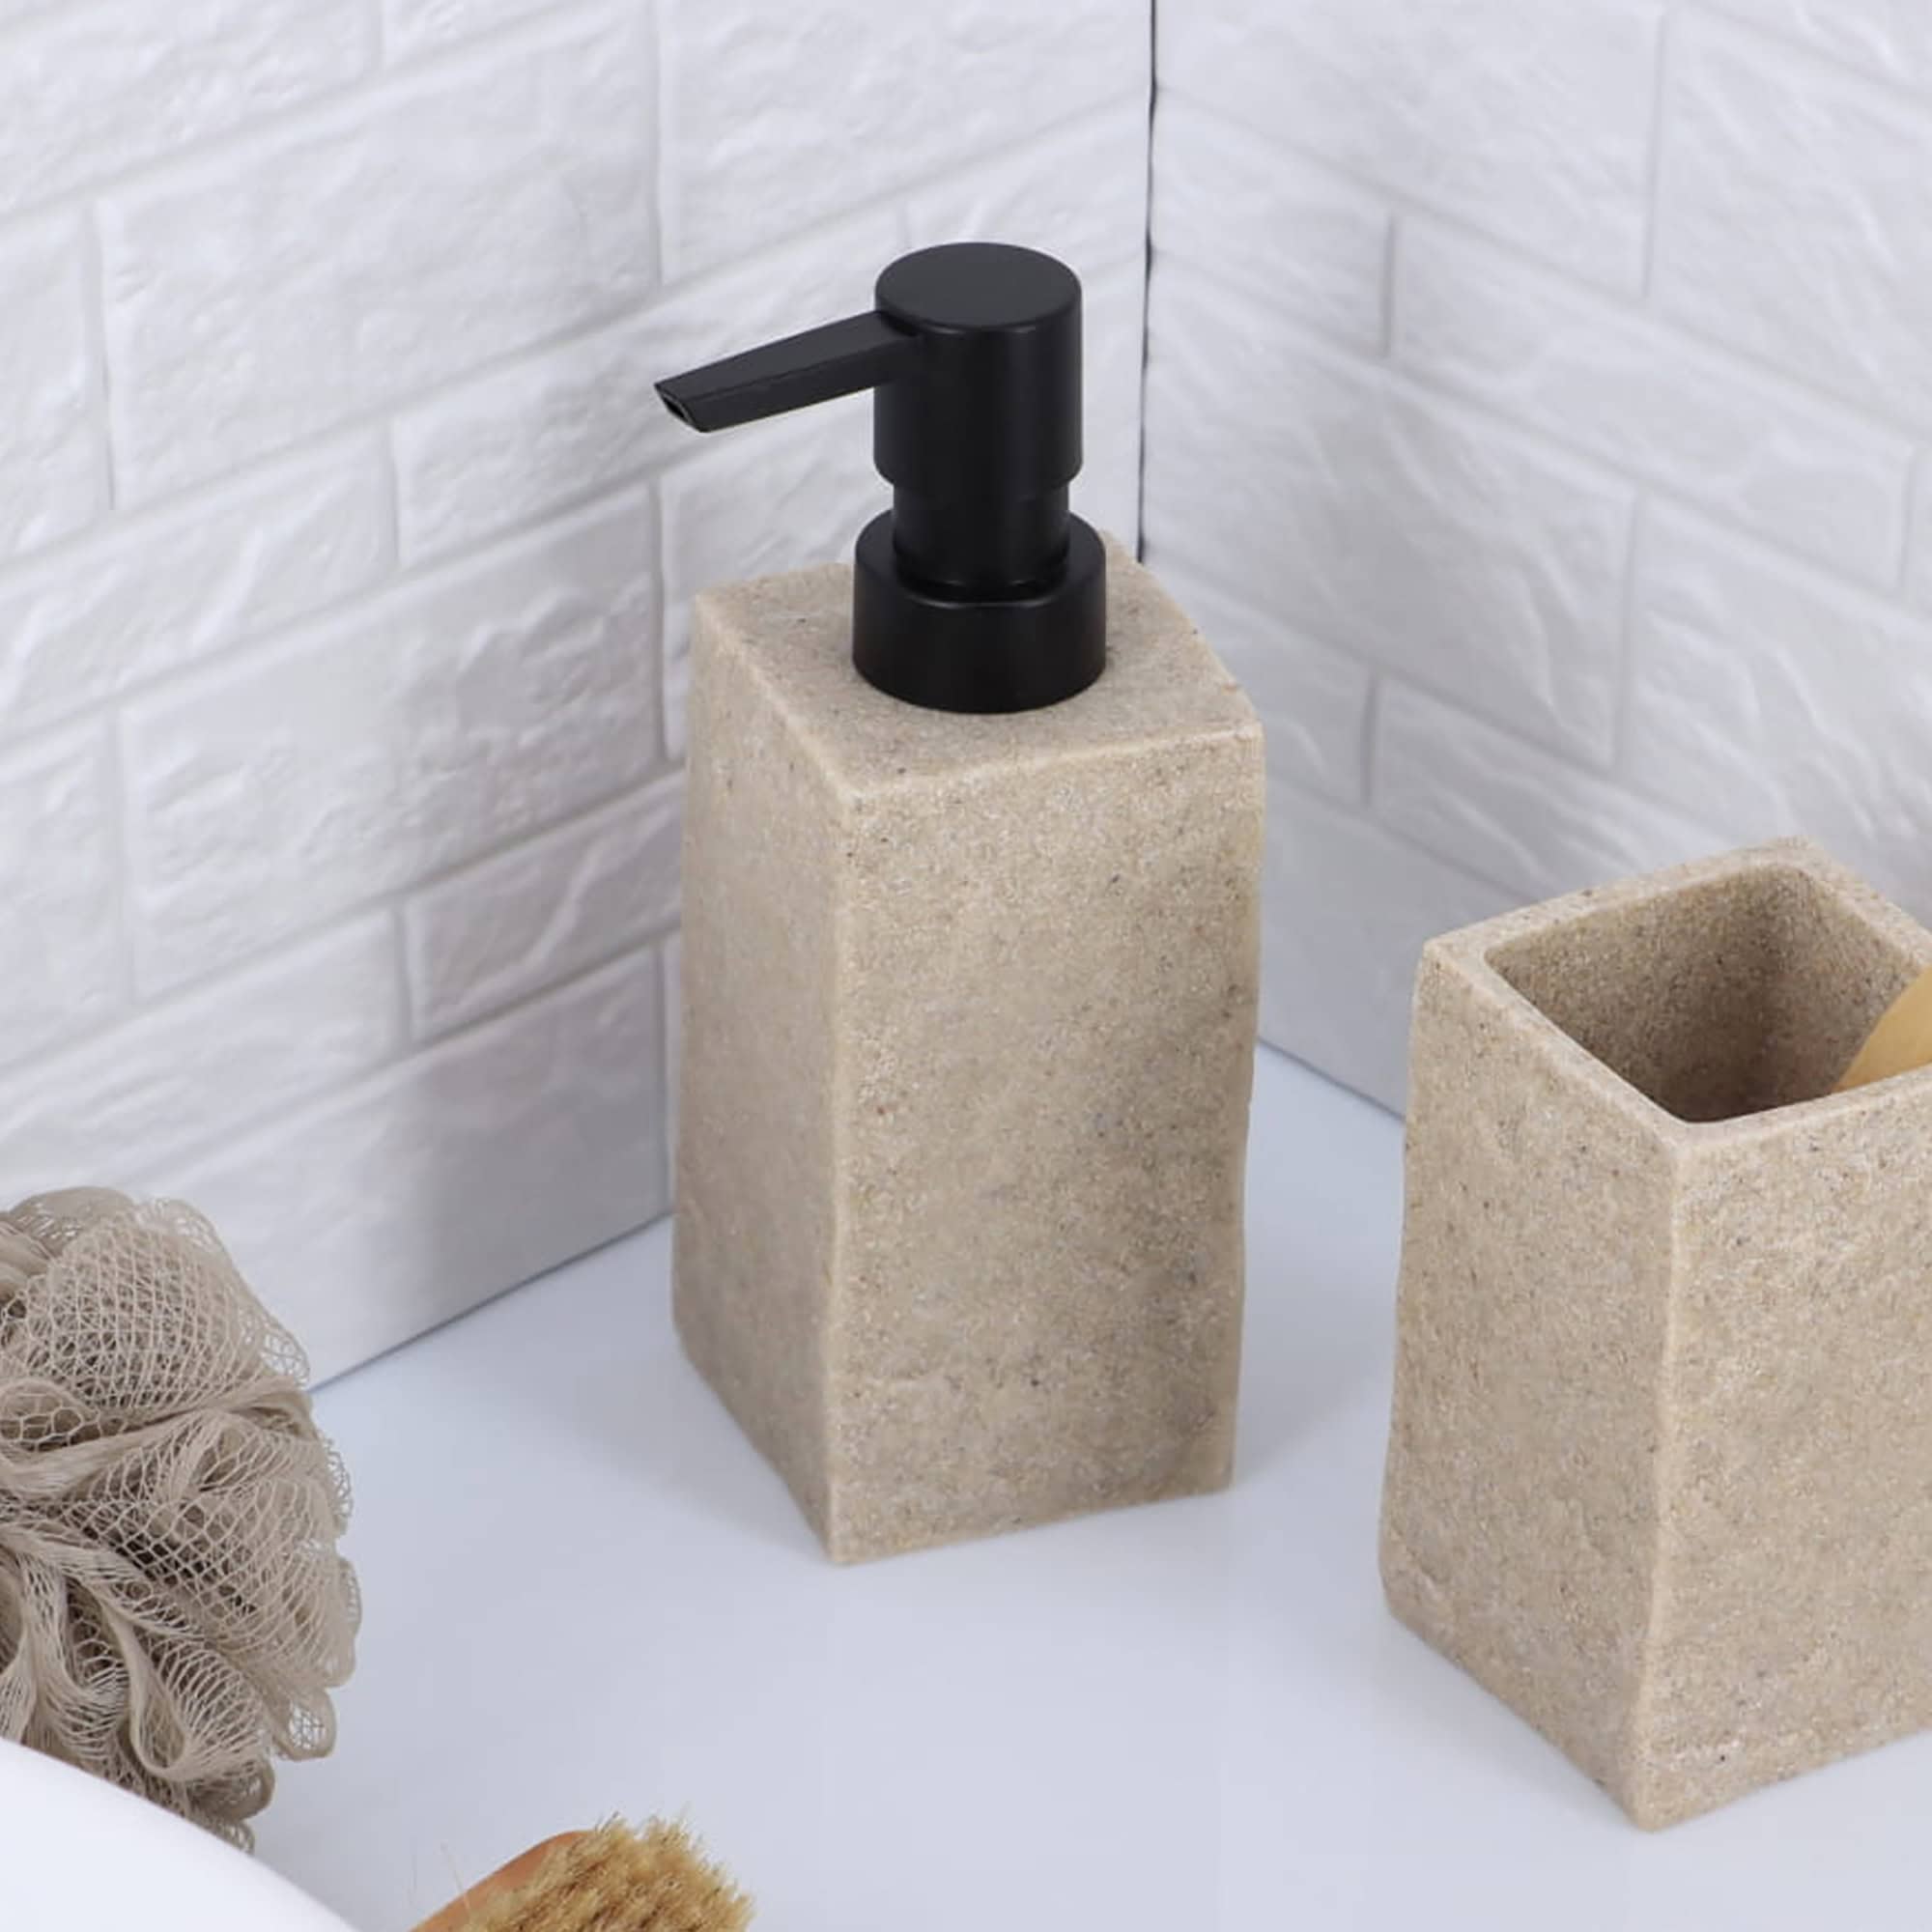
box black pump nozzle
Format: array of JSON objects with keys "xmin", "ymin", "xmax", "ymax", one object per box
[
  {"xmin": 655, "ymin": 242, "xmax": 1106, "ymax": 714},
  {"xmin": 655, "ymin": 311, "xmax": 916, "ymax": 431}
]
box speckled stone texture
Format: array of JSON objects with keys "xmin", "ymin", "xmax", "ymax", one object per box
[
  {"xmin": 1381, "ymin": 838, "xmax": 1932, "ymax": 1827},
  {"xmin": 674, "ymin": 544, "xmax": 1264, "ymax": 1562}
]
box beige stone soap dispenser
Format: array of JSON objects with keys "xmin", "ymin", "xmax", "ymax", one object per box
[{"xmin": 657, "ymin": 242, "xmax": 1264, "ymax": 1562}]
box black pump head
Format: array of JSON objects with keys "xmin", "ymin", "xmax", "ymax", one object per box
[{"xmin": 655, "ymin": 242, "xmax": 1105, "ymax": 714}]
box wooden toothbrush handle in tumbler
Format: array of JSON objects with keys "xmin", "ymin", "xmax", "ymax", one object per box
[{"xmin": 1836, "ymin": 966, "xmax": 1932, "ymax": 1093}]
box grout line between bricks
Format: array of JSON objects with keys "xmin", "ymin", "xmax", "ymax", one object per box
[
  {"xmin": 371, "ymin": 422, "xmax": 403, "ymax": 576},
  {"xmin": 1378, "ymin": 211, "xmax": 1399, "ymax": 358},
  {"xmin": 1897, "ymin": 449, "xmax": 1923, "ymax": 597},
  {"xmin": 382, "ymin": 900, "xmax": 413, "ymax": 1051},
  {"xmin": 1611, "ymin": 493, "xmax": 1650, "ymax": 775},
  {"xmin": 1358, "ymin": 672, "xmax": 1381, "ymax": 805},
  {"xmin": 73, "ymin": 204, "xmax": 115, "ymax": 515},
  {"xmin": 97, "ymin": 711, "xmax": 138, "ymax": 1013},
  {"xmin": 646, "ymin": 0, "xmax": 669, "ymax": 297},
  {"xmin": 1637, "ymin": 9, "xmax": 1673, "ymax": 301}
]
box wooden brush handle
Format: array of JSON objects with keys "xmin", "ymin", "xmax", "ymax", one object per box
[
  {"xmin": 415, "ymin": 1833, "xmax": 584, "ymax": 1931},
  {"xmin": 1836, "ymin": 965, "xmax": 1932, "ymax": 1093}
]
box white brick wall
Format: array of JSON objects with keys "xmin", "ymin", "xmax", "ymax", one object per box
[
  {"xmin": 35, "ymin": 0, "xmax": 1916, "ymax": 1365},
  {"xmin": 1, "ymin": 0, "xmax": 1151, "ymax": 1380},
  {"xmin": 0, "ymin": 217, "xmax": 99, "ymax": 558},
  {"xmin": 1148, "ymin": 0, "xmax": 1932, "ymax": 1108}
]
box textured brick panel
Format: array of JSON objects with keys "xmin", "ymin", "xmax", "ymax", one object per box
[
  {"xmin": 1396, "ymin": 218, "xmax": 1911, "ymax": 583},
  {"xmin": 1146, "ymin": 269, "xmax": 1634, "ymax": 762},
  {"xmin": 0, "ymin": 728, "xmax": 124, "ymax": 1072},
  {"xmin": 393, "ymin": 201, "xmax": 900, "ymax": 563},
  {"xmin": 660, "ymin": 409, "xmax": 882, "ymax": 757},
  {"xmin": 0, "ymin": 0, "xmax": 1154, "ymax": 1390},
  {"xmin": 384, "ymin": 0, "xmax": 554, "ymax": 59},
  {"xmin": 0, "ymin": 441, "xmax": 388, "ymax": 730},
  {"xmin": 1153, "ymin": 562, "xmax": 1372, "ymax": 804},
  {"xmin": 1258, "ymin": 784, "xmax": 1514, "ymax": 1112},
  {"xmin": 0, "ymin": 0, "xmax": 371, "ymax": 217},
  {"xmin": 1656, "ymin": 21, "xmax": 1932, "ymax": 423},
  {"xmin": 660, "ymin": 0, "xmax": 1146, "ymax": 276},
  {"xmin": 1701, "ymin": 0, "xmax": 1932, "ymax": 90},
  {"xmin": 405, "ymin": 777, "xmax": 684, "ymax": 1037},
  {"xmin": 123, "ymin": 491, "xmax": 661, "ymax": 991},
  {"xmin": 1149, "ymin": 0, "xmax": 1932, "ymax": 1104},
  {"xmin": 147, "ymin": 950, "xmax": 668, "ymax": 1383},
  {"xmin": 1152, "ymin": 94, "xmax": 1388, "ymax": 351},
  {"xmin": 1158, "ymin": 0, "xmax": 1662, "ymax": 290},
  {"xmin": 0, "ymin": 216, "xmax": 99, "ymax": 562},
  {"xmin": 904, "ymin": 100, "xmax": 1147, "ymax": 270},
  {"xmin": 1627, "ymin": 508, "xmax": 1932, "ymax": 905},
  {"xmin": 1375, "ymin": 681, "xmax": 1723, "ymax": 901},
  {"xmin": 0, "ymin": 916, "xmax": 403, "ymax": 1202},
  {"xmin": 100, "ymin": 10, "xmax": 653, "ymax": 496}
]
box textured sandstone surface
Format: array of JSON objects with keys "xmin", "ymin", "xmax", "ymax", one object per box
[
  {"xmin": 1383, "ymin": 838, "xmax": 1932, "ymax": 1826},
  {"xmin": 675, "ymin": 546, "xmax": 1264, "ymax": 1560}
]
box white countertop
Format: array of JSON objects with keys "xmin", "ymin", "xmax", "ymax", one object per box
[{"xmin": 258, "ymin": 1047, "xmax": 1932, "ymax": 1932}]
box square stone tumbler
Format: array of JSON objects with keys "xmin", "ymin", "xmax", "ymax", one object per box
[
  {"xmin": 674, "ymin": 543, "xmax": 1264, "ymax": 1562},
  {"xmin": 1382, "ymin": 838, "xmax": 1932, "ymax": 1827}
]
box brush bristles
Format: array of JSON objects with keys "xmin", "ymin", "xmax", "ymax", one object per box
[{"xmin": 452, "ymin": 1820, "xmax": 753, "ymax": 1932}]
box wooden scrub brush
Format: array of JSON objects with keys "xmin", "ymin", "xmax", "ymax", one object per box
[{"xmin": 416, "ymin": 1820, "xmax": 752, "ymax": 1932}]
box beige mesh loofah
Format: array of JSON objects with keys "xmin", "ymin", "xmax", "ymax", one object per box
[{"xmin": 0, "ymin": 1188, "xmax": 358, "ymax": 1847}]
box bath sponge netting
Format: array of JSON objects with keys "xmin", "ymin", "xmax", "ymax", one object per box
[{"xmin": 0, "ymin": 1188, "xmax": 358, "ymax": 1847}]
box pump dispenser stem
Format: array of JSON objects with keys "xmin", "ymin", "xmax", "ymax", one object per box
[{"xmin": 655, "ymin": 242, "xmax": 1106, "ymax": 714}]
